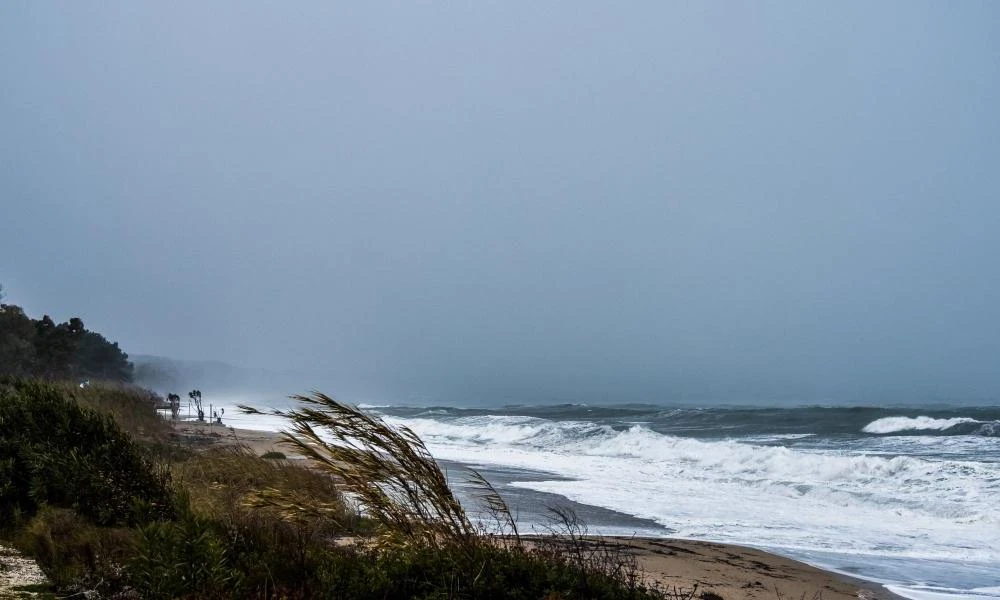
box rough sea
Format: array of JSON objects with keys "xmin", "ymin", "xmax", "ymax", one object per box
[{"xmin": 222, "ymin": 400, "xmax": 1000, "ymax": 600}]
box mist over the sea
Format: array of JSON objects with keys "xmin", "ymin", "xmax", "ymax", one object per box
[{"xmin": 3, "ymin": 2, "xmax": 1000, "ymax": 406}]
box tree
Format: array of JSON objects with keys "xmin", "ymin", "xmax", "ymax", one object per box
[
  {"xmin": 0, "ymin": 290, "xmax": 134, "ymax": 383},
  {"xmin": 189, "ymin": 389, "xmax": 204, "ymax": 421},
  {"xmin": 33, "ymin": 316, "xmax": 80, "ymax": 379},
  {"xmin": 167, "ymin": 393, "xmax": 181, "ymax": 420},
  {"xmin": 74, "ymin": 330, "xmax": 133, "ymax": 382},
  {"xmin": 0, "ymin": 303, "xmax": 38, "ymax": 377},
  {"xmin": 68, "ymin": 317, "xmax": 85, "ymax": 335}
]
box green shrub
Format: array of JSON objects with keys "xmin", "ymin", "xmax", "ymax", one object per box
[
  {"xmin": 18, "ymin": 507, "xmax": 136, "ymax": 592},
  {"xmin": 0, "ymin": 377, "xmax": 175, "ymax": 528},
  {"xmin": 260, "ymin": 450, "xmax": 286, "ymax": 460},
  {"xmin": 311, "ymin": 540, "xmax": 662, "ymax": 600},
  {"xmin": 68, "ymin": 381, "xmax": 172, "ymax": 443},
  {"xmin": 130, "ymin": 514, "xmax": 243, "ymax": 600},
  {"xmin": 128, "ymin": 516, "xmax": 665, "ymax": 600}
]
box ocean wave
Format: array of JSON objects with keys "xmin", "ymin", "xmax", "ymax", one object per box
[
  {"xmin": 380, "ymin": 411, "xmax": 1000, "ymax": 572},
  {"xmin": 973, "ymin": 422, "xmax": 1000, "ymax": 437},
  {"xmin": 390, "ymin": 415, "xmax": 997, "ymax": 510},
  {"xmin": 862, "ymin": 416, "xmax": 981, "ymax": 434}
]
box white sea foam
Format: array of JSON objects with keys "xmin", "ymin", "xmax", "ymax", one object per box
[
  {"xmin": 862, "ymin": 416, "xmax": 980, "ymax": 434},
  {"xmin": 887, "ymin": 585, "xmax": 1000, "ymax": 600},
  {"xmin": 736, "ymin": 433, "xmax": 815, "ymax": 443},
  {"xmin": 381, "ymin": 414, "xmax": 1000, "ymax": 591},
  {"xmin": 207, "ymin": 396, "xmax": 290, "ymax": 432}
]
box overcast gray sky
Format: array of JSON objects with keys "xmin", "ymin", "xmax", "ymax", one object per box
[{"xmin": 2, "ymin": 2, "xmax": 999, "ymax": 404}]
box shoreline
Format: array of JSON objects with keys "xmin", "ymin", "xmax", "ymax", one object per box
[
  {"xmin": 172, "ymin": 421, "xmax": 904, "ymax": 600},
  {"xmin": 611, "ymin": 537, "xmax": 903, "ymax": 600}
]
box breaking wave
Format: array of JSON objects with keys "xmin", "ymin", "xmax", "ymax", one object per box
[
  {"xmin": 386, "ymin": 414, "xmax": 999, "ymax": 527},
  {"xmin": 862, "ymin": 416, "xmax": 997, "ymax": 435}
]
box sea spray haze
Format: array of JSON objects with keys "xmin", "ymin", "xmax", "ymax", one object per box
[{"xmin": 2, "ymin": 3, "xmax": 1000, "ymax": 406}]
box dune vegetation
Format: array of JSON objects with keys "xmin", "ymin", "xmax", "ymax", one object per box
[{"xmin": 0, "ymin": 377, "xmax": 687, "ymax": 599}]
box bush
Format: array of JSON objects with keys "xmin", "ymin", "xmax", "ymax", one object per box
[
  {"xmin": 130, "ymin": 489, "xmax": 344, "ymax": 600},
  {"xmin": 130, "ymin": 513, "xmax": 242, "ymax": 600},
  {"xmin": 127, "ymin": 516, "xmax": 665, "ymax": 600},
  {"xmin": 0, "ymin": 377, "xmax": 175, "ymax": 528},
  {"xmin": 68, "ymin": 381, "xmax": 172, "ymax": 443},
  {"xmin": 172, "ymin": 445, "xmax": 355, "ymax": 533},
  {"xmin": 312, "ymin": 540, "xmax": 663, "ymax": 600},
  {"xmin": 18, "ymin": 507, "xmax": 136, "ymax": 592}
]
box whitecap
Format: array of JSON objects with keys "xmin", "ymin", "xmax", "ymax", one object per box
[{"xmin": 862, "ymin": 416, "xmax": 980, "ymax": 434}]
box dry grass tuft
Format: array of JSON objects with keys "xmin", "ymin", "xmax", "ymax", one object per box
[
  {"xmin": 241, "ymin": 393, "xmax": 486, "ymax": 549},
  {"xmin": 172, "ymin": 444, "xmax": 352, "ymax": 533},
  {"xmin": 466, "ymin": 468, "xmax": 520, "ymax": 541}
]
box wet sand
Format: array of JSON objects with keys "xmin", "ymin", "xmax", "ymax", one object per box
[{"xmin": 611, "ymin": 537, "xmax": 899, "ymax": 600}]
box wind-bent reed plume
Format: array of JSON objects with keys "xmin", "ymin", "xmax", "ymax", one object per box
[
  {"xmin": 239, "ymin": 392, "xmax": 478, "ymax": 548},
  {"xmin": 466, "ymin": 468, "xmax": 520, "ymax": 541}
]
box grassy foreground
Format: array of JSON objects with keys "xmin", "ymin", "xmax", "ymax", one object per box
[{"xmin": 0, "ymin": 377, "xmax": 684, "ymax": 600}]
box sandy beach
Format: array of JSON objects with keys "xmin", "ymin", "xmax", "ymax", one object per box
[
  {"xmin": 615, "ymin": 537, "xmax": 898, "ymax": 600},
  {"xmin": 170, "ymin": 420, "xmax": 899, "ymax": 600},
  {"xmin": 169, "ymin": 421, "xmax": 289, "ymax": 456}
]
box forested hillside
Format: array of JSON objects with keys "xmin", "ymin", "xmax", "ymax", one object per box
[{"xmin": 0, "ymin": 285, "xmax": 132, "ymax": 382}]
